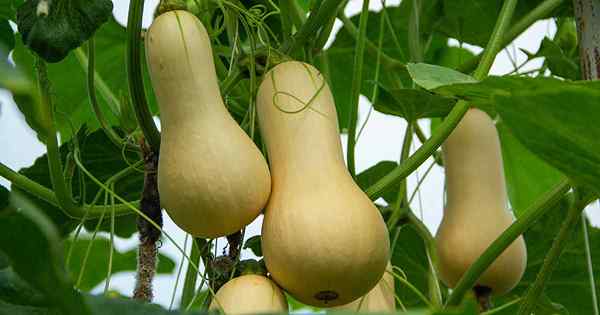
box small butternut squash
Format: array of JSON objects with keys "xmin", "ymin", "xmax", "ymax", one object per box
[
  {"xmin": 145, "ymin": 10, "xmax": 271, "ymax": 238},
  {"xmin": 209, "ymin": 274, "xmax": 288, "ymax": 314},
  {"xmin": 436, "ymin": 108, "xmax": 527, "ymax": 295},
  {"xmin": 256, "ymin": 61, "xmax": 390, "ymax": 307},
  {"xmin": 332, "ymin": 263, "xmax": 395, "ymax": 312}
]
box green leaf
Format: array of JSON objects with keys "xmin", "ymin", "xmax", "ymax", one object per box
[
  {"xmin": 0, "ymin": 186, "xmax": 8, "ymax": 211},
  {"xmin": 325, "ymin": 2, "xmax": 447, "ymax": 131},
  {"xmin": 535, "ymin": 37, "xmax": 580, "ymax": 80},
  {"xmin": 0, "ymin": 19, "xmax": 14, "ymax": 52},
  {"xmin": 374, "ymin": 88, "xmax": 455, "ymax": 120},
  {"xmin": 391, "ymin": 224, "xmax": 432, "ymax": 308},
  {"xmin": 243, "ymin": 235, "xmax": 262, "ymax": 257},
  {"xmin": 495, "ymin": 86, "xmax": 600, "ymax": 195},
  {"xmin": 17, "ymin": 129, "xmax": 143, "ymax": 237},
  {"xmin": 407, "ymin": 63, "xmax": 476, "ymax": 90},
  {"xmin": 434, "ymin": 0, "xmax": 573, "ymax": 47},
  {"xmin": 0, "ymin": 294, "xmax": 212, "ymax": 315},
  {"xmin": 65, "ymin": 237, "xmax": 175, "ymax": 292},
  {"xmin": 13, "ymin": 17, "xmax": 158, "ymax": 142},
  {"xmin": 432, "ymin": 46, "xmax": 476, "ymax": 70},
  {"xmin": 16, "ymin": 0, "xmax": 113, "ymax": 62},
  {"xmin": 0, "ymin": 267, "xmax": 46, "ymax": 306},
  {"xmin": 356, "ymin": 161, "xmax": 399, "ymax": 205},
  {"xmin": 0, "ymin": 190, "xmax": 90, "ymax": 314},
  {"xmin": 497, "ymin": 122, "xmax": 565, "ymax": 216},
  {"xmin": 0, "ymin": 0, "xmax": 23, "ymax": 20},
  {"xmin": 499, "ymin": 198, "xmax": 600, "ymax": 314}
]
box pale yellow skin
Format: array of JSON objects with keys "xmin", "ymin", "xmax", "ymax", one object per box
[
  {"xmin": 332, "ymin": 263, "xmax": 395, "ymax": 312},
  {"xmin": 256, "ymin": 61, "xmax": 390, "ymax": 307},
  {"xmin": 145, "ymin": 11, "xmax": 271, "ymax": 238},
  {"xmin": 209, "ymin": 275, "xmax": 288, "ymax": 315},
  {"xmin": 436, "ymin": 108, "xmax": 527, "ymax": 295}
]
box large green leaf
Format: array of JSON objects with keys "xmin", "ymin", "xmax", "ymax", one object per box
[
  {"xmin": 373, "ymin": 88, "xmax": 455, "ymax": 121},
  {"xmin": 356, "ymin": 161, "xmax": 399, "ymax": 205},
  {"xmin": 12, "ymin": 18, "xmax": 158, "ymax": 142},
  {"xmin": 324, "ymin": 1, "xmax": 447, "ymax": 130},
  {"xmin": 407, "ymin": 63, "xmax": 476, "ymax": 90},
  {"xmin": 0, "ymin": 19, "xmax": 14, "ymax": 52},
  {"xmin": 65, "ymin": 237, "xmax": 176, "ymax": 292},
  {"xmin": 0, "ymin": 267, "xmax": 46, "ymax": 306},
  {"xmin": 434, "ymin": 0, "xmax": 572, "ymax": 47},
  {"xmin": 498, "ymin": 198, "xmax": 600, "ymax": 314},
  {"xmin": 0, "ymin": 190, "xmax": 90, "ymax": 314},
  {"xmin": 532, "ymin": 37, "xmax": 580, "ymax": 80},
  {"xmin": 497, "ymin": 122, "xmax": 565, "ymax": 216},
  {"xmin": 16, "ymin": 0, "xmax": 113, "ymax": 62},
  {"xmin": 391, "ymin": 224, "xmax": 433, "ymax": 308},
  {"xmin": 0, "ymin": 0, "xmax": 23, "ymax": 20},
  {"xmin": 495, "ymin": 86, "xmax": 600, "ymax": 195},
  {"xmin": 17, "ymin": 129, "xmax": 143, "ymax": 237}
]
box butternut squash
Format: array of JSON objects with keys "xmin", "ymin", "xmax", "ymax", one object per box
[
  {"xmin": 332, "ymin": 263, "xmax": 395, "ymax": 312},
  {"xmin": 145, "ymin": 10, "xmax": 271, "ymax": 238},
  {"xmin": 209, "ymin": 274, "xmax": 288, "ymax": 314},
  {"xmin": 436, "ymin": 108, "xmax": 527, "ymax": 295},
  {"xmin": 256, "ymin": 61, "xmax": 390, "ymax": 307}
]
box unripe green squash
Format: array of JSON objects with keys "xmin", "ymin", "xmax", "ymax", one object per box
[
  {"xmin": 145, "ymin": 10, "xmax": 271, "ymax": 238},
  {"xmin": 209, "ymin": 275, "xmax": 288, "ymax": 314},
  {"xmin": 256, "ymin": 61, "xmax": 390, "ymax": 307},
  {"xmin": 436, "ymin": 108, "xmax": 527, "ymax": 295}
]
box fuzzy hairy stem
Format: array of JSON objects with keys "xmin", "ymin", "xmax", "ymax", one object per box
[
  {"xmin": 133, "ymin": 141, "xmax": 162, "ymax": 302},
  {"xmin": 573, "ymin": 0, "xmax": 600, "ymax": 80}
]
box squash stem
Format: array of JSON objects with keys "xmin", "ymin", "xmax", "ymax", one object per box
[
  {"xmin": 282, "ymin": 0, "xmax": 344, "ymax": 54},
  {"xmin": 346, "ymin": 0, "xmax": 370, "ymax": 179},
  {"xmin": 517, "ymin": 191, "xmax": 587, "ymax": 315},
  {"xmin": 127, "ymin": 0, "xmax": 161, "ymax": 153},
  {"xmin": 444, "ymin": 178, "xmax": 571, "ymax": 306}
]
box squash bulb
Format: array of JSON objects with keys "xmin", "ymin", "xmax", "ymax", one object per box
[
  {"xmin": 331, "ymin": 263, "xmax": 395, "ymax": 312},
  {"xmin": 145, "ymin": 10, "xmax": 271, "ymax": 238},
  {"xmin": 209, "ymin": 275, "xmax": 288, "ymax": 314},
  {"xmin": 256, "ymin": 61, "xmax": 390, "ymax": 307},
  {"xmin": 436, "ymin": 108, "xmax": 527, "ymax": 295}
]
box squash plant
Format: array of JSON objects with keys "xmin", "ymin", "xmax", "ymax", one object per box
[{"xmin": 1, "ymin": 0, "xmax": 600, "ymax": 314}]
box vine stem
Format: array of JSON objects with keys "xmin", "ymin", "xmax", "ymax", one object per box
[
  {"xmin": 180, "ymin": 239, "xmax": 202, "ymax": 308},
  {"xmin": 346, "ymin": 0, "xmax": 370, "ymax": 178},
  {"xmin": 365, "ymin": 0, "xmax": 518, "ymax": 200},
  {"xmin": 85, "ymin": 37, "xmax": 128, "ymax": 149},
  {"xmin": 517, "ymin": 192, "xmax": 586, "ymax": 315},
  {"xmin": 458, "ymin": 0, "xmax": 564, "ymax": 74},
  {"xmin": 444, "ymin": 178, "xmax": 571, "ymax": 306},
  {"xmin": 127, "ymin": 0, "xmax": 161, "ymax": 152},
  {"xmin": 387, "ymin": 122, "xmax": 413, "ymax": 229},
  {"xmin": 282, "ymin": 0, "xmax": 344, "ymax": 54}
]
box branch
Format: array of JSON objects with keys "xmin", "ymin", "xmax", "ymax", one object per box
[
  {"xmin": 346, "ymin": 0, "xmax": 370, "ymax": 178},
  {"xmin": 85, "ymin": 37, "xmax": 130, "ymax": 149},
  {"xmin": 127, "ymin": 0, "xmax": 161, "ymax": 152},
  {"xmin": 445, "ymin": 178, "xmax": 571, "ymax": 306},
  {"xmin": 282, "ymin": 0, "xmax": 344, "ymax": 54},
  {"xmin": 458, "ymin": 0, "xmax": 564, "ymax": 74}
]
